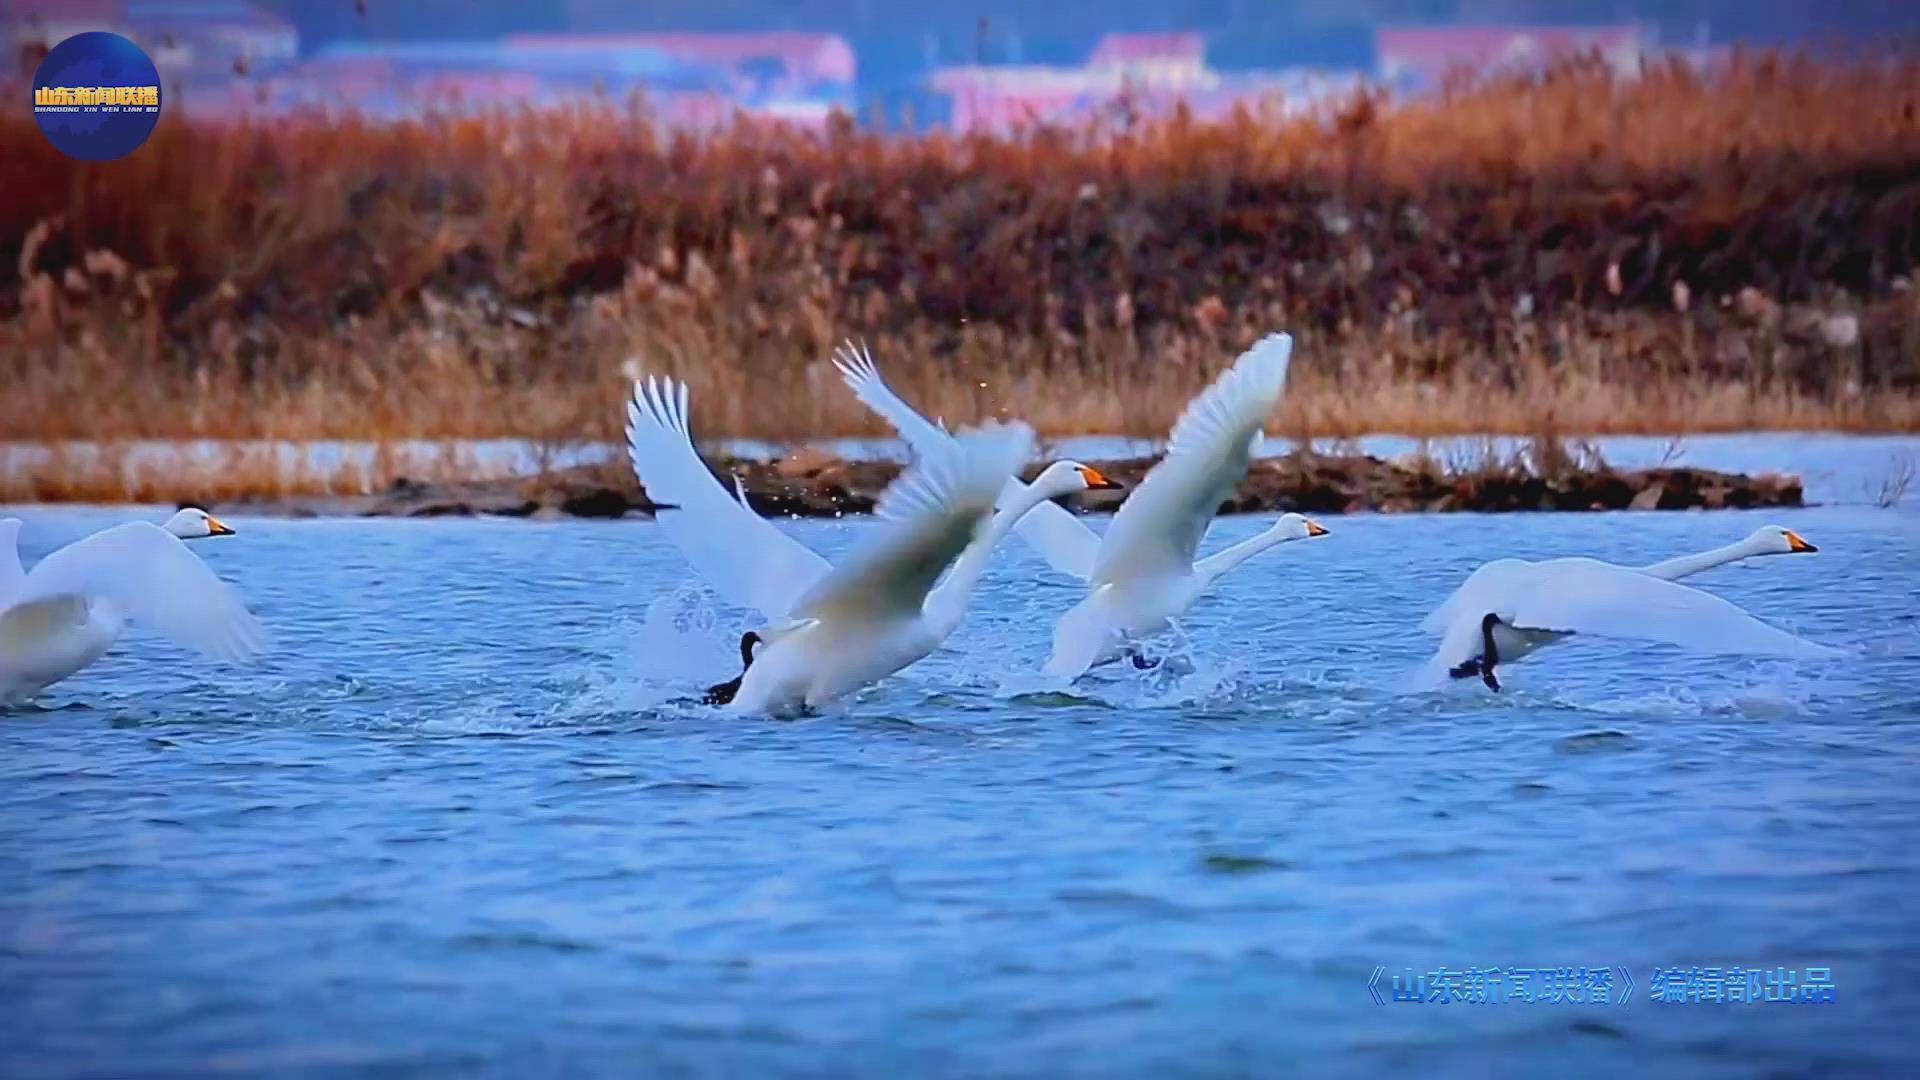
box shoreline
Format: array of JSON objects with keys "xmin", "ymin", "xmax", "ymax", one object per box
[
  {"xmin": 10, "ymin": 429, "xmax": 1911, "ymax": 509},
  {"xmin": 198, "ymin": 450, "xmax": 1806, "ymax": 520}
]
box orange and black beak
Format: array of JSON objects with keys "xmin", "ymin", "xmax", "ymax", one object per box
[
  {"xmin": 1785, "ymin": 530, "xmax": 1816, "ymax": 553},
  {"xmin": 1078, "ymin": 465, "xmax": 1124, "ymax": 491},
  {"xmin": 206, "ymin": 514, "xmax": 236, "ymax": 537},
  {"xmin": 1306, "ymin": 519, "xmax": 1329, "ymax": 537}
]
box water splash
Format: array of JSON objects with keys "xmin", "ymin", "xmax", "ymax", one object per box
[{"xmin": 553, "ymin": 585, "xmax": 741, "ymax": 719}]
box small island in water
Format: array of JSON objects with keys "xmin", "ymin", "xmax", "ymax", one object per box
[{"xmin": 218, "ymin": 444, "xmax": 1806, "ymax": 520}]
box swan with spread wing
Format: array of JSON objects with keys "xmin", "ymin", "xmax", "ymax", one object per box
[
  {"xmin": 1417, "ymin": 526, "xmax": 1838, "ymax": 691},
  {"xmin": 624, "ymin": 376, "xmax": 1121, "ymax": 713},
  {"xmin": 833, "ymin": 333, "xmax": 1327, "ymax": 679},
  {"xmin": 1, "ymin": 509, "xmax": 267, "ymax": 703}
]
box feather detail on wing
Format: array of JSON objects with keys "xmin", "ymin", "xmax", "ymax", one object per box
[
  {"xmin": 832, "ymin": 339, "xmax": 1101, "ymax": 580},
  {"xmin": 625, "ymin": 376, "xmax": 832, "ymax": 620},
  {"xmin": 789, "ymin": 422, "xmax": 1034, "ymax": 622},
  {"xmin": 832, "ymin": 340, "xmax": 951, "ymax": 457},
  {"xmin": 1090, "ymin": 332, "xmax": 1293, "ymax": 585}
]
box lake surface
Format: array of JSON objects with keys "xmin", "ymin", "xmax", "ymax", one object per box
[{"xmin": 2, "ymin": 498, "xmax": 1916, "ymax": 1075}]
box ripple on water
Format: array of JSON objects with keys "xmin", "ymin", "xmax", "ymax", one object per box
[{"xmin": 0, "ymin": 501, "xmax": 1914, "ymax": 1073}]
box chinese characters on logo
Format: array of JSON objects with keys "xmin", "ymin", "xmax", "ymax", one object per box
[
  {"xmin": 33, "ymin": 85, "xmax": 161, "ymax": 109},
  {"xmin": 1369, "ymin": 965, "xmax": 1834, "ymax": 1005}
]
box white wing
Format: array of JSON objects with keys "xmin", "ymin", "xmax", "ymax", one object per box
[
  {"xmin": 833, "ymin": 340, "xmax": 1101, "ymax": 581},
  {"xmin": 0, "ymin": 519, "xmax": 23, "ymax": 606},
  {"xmin": 5, "ymin": 522, "xmax": 267, "ymax": 662},
  {"xmin": 1414, "ymin": 556, "xmax": 1839, "ymax": 685},
  {"xmin": 1040, "ymin": 585, "xmax": 1122, "ymax": 679},
  {"xmin": 832, "ymin": 341, "xmax": 951, "ymax": 455},
  {"xmin": 1418, "ymin": 557, "xmax": 1531, "ymax": 635},
  {"xmin": 1090, "ymin": 332, "xmax": 1292, "ymax": 586},
  {"xmin": 625, "ymin": 376, "xmax": 832, "ymax": 620},
  {"xmin": 789, "ymin": 422, "xmax": 1033, "ymax": 622},
  {"xmin": 1508, "ymin": 558, "xmax": 1841, "ymax": 658}
]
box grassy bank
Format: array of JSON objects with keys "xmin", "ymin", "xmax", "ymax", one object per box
[{"xmin": 3, "ymin": 52, "xmax": 1919, "ymax": 454}]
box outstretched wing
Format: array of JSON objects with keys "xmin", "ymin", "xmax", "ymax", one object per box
[
  {"xmin": 626, "ymin": 376, "xmax": 831, "ymax": 620},
  {"xmin": 832, "ymin": 340, "xmax": 1102, "ymax": 581},
  {"xmin": 832, "ymin": 340, "xmax": 952, "ymax": 455},
  {"xmin": 5, "ymin": 522, "xmax": 267, "ymax": 662},
  {"xmin": 1418, "ymin": 558, "xmax": 1532, "ymax": 635},
  {"xmin": 1090, "ymin": 333, "xmax": 1293, "ymax": 586},
  {"xmin": 1412, "ymin": 556, "xmax": 1839, "ymax": 688},
  {"xmin": 1507, "ymin": 558, "xmax": 1842, "ymax": 659},
  {"xmin": 789, "ymin": 422, "xmax": 1034, "ymax": 622},
  {"xmin": 0, "ymin": 519, "xmax": 23, "ymax": 606}
]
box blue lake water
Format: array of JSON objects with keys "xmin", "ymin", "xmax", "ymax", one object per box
[{"xmin": 1, "ymin": 497, "xmax": 1916, "ymax": 1075}]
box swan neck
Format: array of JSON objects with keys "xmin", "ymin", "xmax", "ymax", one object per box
[
  {"xmin": 1196, "ymin": 528, "xmax": 1293, "ymax": 584},
  {"xmin": 926, "ymin": 480, "xmax": 1055, "ymax": 622},
  {"xmin": 1640, "ymin": 538, "xmax": 1754, "ymax": 581}
]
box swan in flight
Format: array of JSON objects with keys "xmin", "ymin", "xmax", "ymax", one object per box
[
  {"xmin": 624, "ymin": 376, "xmax": 1122, "ymax": 713},
  {"xmin": 1, "ymin": 509, "xmax": 266, "ymax": 704},
  {"xmin": 833, "ymin": 333, "xmax": 1326, "ymax": 679},
  {"xmin": 1417, "ymin": 526, "xmax": 1836, "ymax": 691}
]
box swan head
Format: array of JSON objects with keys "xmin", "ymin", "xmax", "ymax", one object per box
[
  {"xmin": 164, "ymin": 508, "xmax": 235, "ymax": 540},
  {"xmin": 1272, "ymin": 512, "xmax": 1330, "ymax": 541},
  {"xmin": 1747, "ymin": 525, "xmax": 1817, "ymax": 556},
  {"xmin": 1031, "ymin": 461, "xmax": 1124, "ymax": 499}
]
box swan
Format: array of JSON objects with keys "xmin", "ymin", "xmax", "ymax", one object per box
[
  {"xmin": 624, "ymin": 376, "xmax": 1122, "ymax": 713},
  {"xmin": 832, "ymin": 334, "xmax": 1327, "ymax": 679},
  {"xmin": 1, "ymin": 509, "xmax": 266, "ymax": 704},
  {"xmin": 1416, "ymin": 526, "xmax": 1836, "ymax": 691}
]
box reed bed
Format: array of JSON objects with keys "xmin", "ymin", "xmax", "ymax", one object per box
[{"xmin": 4, "ymin": 51, "xmax": 1918, "ymax": 493}]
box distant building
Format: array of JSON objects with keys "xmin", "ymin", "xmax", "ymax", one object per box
[
  {"xmin": 930, "ymin": 30, "xmax": 1359, "ymax": 133},
  {"xmin": 1375, "ymin": 24, "xmax": 1646, "ymax": 91},
  {"xmin": 1088, "ymin": 31, "xmax": 1206, "ymax": 85}
]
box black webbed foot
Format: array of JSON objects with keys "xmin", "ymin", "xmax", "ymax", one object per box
[
  {"xmin": 1478, "ymin": 612, "xmax": 1502, "ymax": 693},
  {"xmin": 1129, "ymin": 649, "xmax": 1161, "ymax": 670},
  {"xmin": 1448, "ymin": 658, "xmax": 1482, "ymax": 680}
]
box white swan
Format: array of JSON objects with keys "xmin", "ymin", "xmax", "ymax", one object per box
[
  {"xmin": 1, "ymin": 509, "xmax": 266, "ymax": 703},
  {"xmin": 833, "ymin": 333, "xmax": 1327, "ymax": 679},
  {"xmin": 1416, "ymin": 526, "xmax": 1837, "ymax": 691},
  {"xmin": 624, "ymin": 376, "xmax": 1121, "ymax": 713}
]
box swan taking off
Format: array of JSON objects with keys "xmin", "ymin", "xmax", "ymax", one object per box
[
  {"xmin": 1416, "ymin": 526, "xmax": 1837, "ymax": 691},
  {"xmin": 624, "ymin": 376, "xmax": 1121, "ymax": 713},
  {"xmin": 833, "ymin": 333, "xmax": 1326, "ymax": 679},
  {"xmin": 1, "ymin": 509, "xmax": 266, "ymax": 704}
]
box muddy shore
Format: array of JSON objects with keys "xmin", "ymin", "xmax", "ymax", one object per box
[{"xmin": 216, "ymin": 449, "xmax": 1805, "ymax": 520}]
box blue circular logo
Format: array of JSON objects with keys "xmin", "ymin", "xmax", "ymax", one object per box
[{"xmin": 32, "ymin": 32, "xmax": 163, "ymax": 162}]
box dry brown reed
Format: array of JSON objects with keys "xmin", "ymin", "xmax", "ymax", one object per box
[{"xmin": 3, "ymin": 50, "xmax": 1918, "ymax": 476}]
